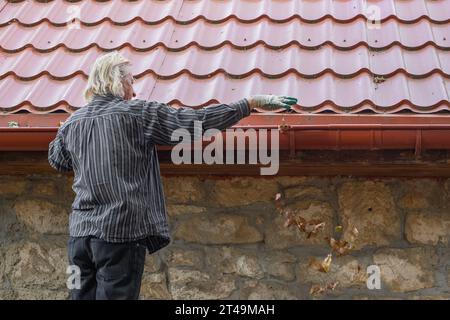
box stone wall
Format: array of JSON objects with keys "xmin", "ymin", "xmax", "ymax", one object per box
[{"xmin": 0, "ymin": 174, "xmax": 449, "ymax": 300}]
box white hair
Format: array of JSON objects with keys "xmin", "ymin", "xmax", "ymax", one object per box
[{"xmin": 84, "ymin": 51, "xmax": 131, "ymax": 102}]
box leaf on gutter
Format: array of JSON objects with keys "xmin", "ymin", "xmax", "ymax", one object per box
[{"xmin": 8, "ymin": 121, "xmax": 19, "ymax": 128}]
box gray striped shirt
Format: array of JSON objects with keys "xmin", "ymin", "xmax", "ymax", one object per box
[{"xmin": 48, "ymin": 93, "xmax": 250, "ymax": 253}]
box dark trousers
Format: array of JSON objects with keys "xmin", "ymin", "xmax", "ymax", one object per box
[{"xmin": 68, "ymin": 236, "xmax": 147, "ymax": 300}]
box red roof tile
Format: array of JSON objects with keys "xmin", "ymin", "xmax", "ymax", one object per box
[{"xmin": 0, "ymin": 0, "xmax": 449, "ymax": 117}]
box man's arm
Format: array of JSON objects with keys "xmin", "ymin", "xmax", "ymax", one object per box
[
  {"xmin": 142, "ymin": 95, "xmax": 297, "ymax": 146},
  {"xmin": 141, "ymin": 99, "xmax": 249, "ymax": 146},
  {"xmin": 48, "ymin": 130, "xmax": 73, "ymax": 172}
]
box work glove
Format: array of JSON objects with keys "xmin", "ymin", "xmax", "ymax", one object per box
[{"xmin": 247, "ymin": 95, "xmax": 297, "ymax": 111}]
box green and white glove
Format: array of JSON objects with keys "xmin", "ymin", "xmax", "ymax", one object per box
[{"xmin": 247, "ymin": 95, "xmax": 297, "ymax": 111}]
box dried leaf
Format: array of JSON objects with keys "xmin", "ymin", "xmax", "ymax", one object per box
[
  {"xmin": 273, "ymin": 193, "xmax": 325, "ymax": 238},
  {"xmin": 309, "ymin": 254, "xmax": 332, "ymax": 273},
  {"xmin": 294, "ymin": 216, "xmax": 306, "ymax": 232},
  {"xmin": 274, "ymin": 193, "xmax": 285, "ymax": 214},
  {"xmin": 309, "ymin": 281, "xmax": 339, "ymax": 296},
  {"xmin": 327, "ymin": 281, "xmax": 339, "ymax": 291},
  {"xmin": 348, "ymin": 226, "xmax": 359, "ymax": 242},
  {"xmin": 328, "ymin": 237, "xmax": 353, "ymax": 256},
  {"xmin": 309, "ymin": 285, "xmax": 326, "ymax": 296},
  {"xmin": 284, "ymin": 215, "xmax": 296, "ymax": 228},
  {"xmin": 305, "ymin": 221, "xmax": 325, "ymax": 238},
  {"xmin": 8, "ymin": 121, "xmax": 19, "ymax": 128},
  {"xmin": 322, "ymin": 254, "xmax": 332, "ymax": 273}
]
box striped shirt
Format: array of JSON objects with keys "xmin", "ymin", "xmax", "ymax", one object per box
[{"xmin": 48, "ymin": 93, "xmax": 250, "ymax": 253}]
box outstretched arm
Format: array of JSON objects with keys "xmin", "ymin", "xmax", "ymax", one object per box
[{"xmin": 142, "ymin": 95, "xmax": 297, "ymax": 146}]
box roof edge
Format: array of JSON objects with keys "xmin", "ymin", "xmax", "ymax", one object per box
[{"xmin": 2, "ymin": 114, "xmax": 450, "ymax": 155}]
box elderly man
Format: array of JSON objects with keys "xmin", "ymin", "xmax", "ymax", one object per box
[{"xmin": 48, "ymin": 51, "xmax": 297, "ymax": 300}]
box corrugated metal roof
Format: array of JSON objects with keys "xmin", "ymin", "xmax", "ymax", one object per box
[{"xmin": 0, "ymin": 0, "xmax": 449, "ymax": 117}]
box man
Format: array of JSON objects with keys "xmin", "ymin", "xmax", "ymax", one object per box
[{"xmin": 48, "ymin": 51, "xmax": 297, "ymax": 300}]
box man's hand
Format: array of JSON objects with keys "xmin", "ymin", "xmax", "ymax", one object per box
[{"xmin": 247, "ymin": 95, "xmax": 297, "ymax": 112}]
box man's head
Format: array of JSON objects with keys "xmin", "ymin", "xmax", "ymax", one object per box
[{"xmin": 84, "ymin": 51, "xmax": 135, "ymax": 102}]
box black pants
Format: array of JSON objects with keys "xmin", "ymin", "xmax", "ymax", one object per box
[{"xmin": 67, "ymin": 236, "xmax": 147, "ymax": 300}]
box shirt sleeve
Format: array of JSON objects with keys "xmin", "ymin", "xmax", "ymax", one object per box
[
  {"xmin": 141, "ymin": 99, "xmax": 251, "ymax": 145},
  {"xmin": 48, "ymin": 129, "xmax": 73, "ymax": 172}
]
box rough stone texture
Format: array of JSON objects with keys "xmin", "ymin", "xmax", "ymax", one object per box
[
  {"xmin": 164, "ymin": 247, "xmax": 204, "ymax": 268},
  {"xmin": 409, "ymin": 295, "xmax": 450, "ymax": 300},
  {"xmin": 0, "ymin": 203, "xmax": 22, "ymax": 241},
  {"xmin": 0, "ymin": 178, "xmax": 27, "ymax": 197},
  {"xmin": 265, "ymin": 201, "xmax": 334, "ymax": 248},
  {"xmin": 274, "ymin": 176, "xmax": 308, "ymax": 188},
  {"xmin": 163, "ymin": 177, "xmax": 205, "ymax": 204},
  {"xmin": 174, "ymin": 214, "xmax": 263, "ymax": 244},
  {"xmin": 29, "ymin": 180, "xmax": 57, "ymax": 198},
  {"xmin": 405, "ymin": 212, "xmax": 450, "ymax": 245},
  {"xmin": 13, "ymin": 200, "xmax": 68, "ymax": 235},
  {"xmin": 284, "ymin": 186, "xmax": 324, "ymax": 199},
  {"xmin": 373, "ymin": 248, "xmax": 438, "ymax": 293},
  {"xmin": 0, "ymin": 290, "xmax": 16, "ymax": 300},
  {"xmin": 338, "ymin": 181, "xmax": 401, "ymax": 249},
  {"xmin": 140, "ymin": 273, "xmax": 171, "ymax": 300},
  {"xmin": 1, "ymin": 174, "xmax": 450, "ymax": 300},
  {"xmin": 14, "ymin": 289, "xmax": 69, "ymax": 300},
  {"xmin": 297, "ymin": 255, "xmax": 368, "ymax": 289},
  {"xmin": 261, "ymin": 251, "xmax": 297, "ymax": 281},
  {"xmin": 166, "ymin": 204, "xmax": 206, "ymax": 218},
  {"xmin": 240, "ymin": 280, "xmax": 298, "ymax": 299},
  {"xmin": 398, "ymin": 180, "xmax": 441, "ymax": 210},
  {"xmin": 213, "ymin": 177, "xmax": 278, "ymax": 207},
  {"xmin": 3, "ymin": 241, "xmax": 68, "ymax": 294},
  {"xmin": 168, "ymin": 268, "xmax": 236, "ymax": 300},
  {"xmin": 205, "ymin": 247, "xmax": 264, "ymax": 279},
  {"xmin": 144, "ymin": 254, "xmax": 163, "ymax": 273}
]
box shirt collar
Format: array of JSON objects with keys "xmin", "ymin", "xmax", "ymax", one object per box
[{"xmin": 91, "ymin": 93, "xmax": 122, "ymax": 103}]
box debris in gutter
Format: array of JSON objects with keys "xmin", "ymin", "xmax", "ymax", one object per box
[{"xmin": 8, "ymin": 121, "xmax": 19, "ymax": 128}]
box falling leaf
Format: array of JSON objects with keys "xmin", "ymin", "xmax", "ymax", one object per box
[
  {"xmin": 294, "ymin": 216, "xmax": 307, "ymax": 232},
  {"xmin": 284, "ymin": 215, "xmax": 296, "ymax": 228},
  {"xmin": 309, "ymin": 281, "xmax": 339, "ymax": 296},
  {"xmin": 274, "ymin": 192, "xmax": 285, "ymax": 214},
  {"xmin": 322, "ymin": 254, "xmax": 332, "ymax": 273},
  {"xmin": 335, "ymin": 225, "xmax": 343, "ymax": 233},
  {"xmin": 309, "ymin": 254, "xmax": 332, "ymax": 273},
  {"xmin": 305, "ymin": 221, "xmax": 325, "ymax": 239},
  {"xmin": 273, "ymin": 193, "xmax": 325, "ymax": 238},
  {"xmin": 327, "ymin": 237, "xmax": 353, "ymax": 256},
  {"xmin": 348, "ymin": 226, "xmax": 359, "ymax": 242},
  {"xmin": 309, "ymin": 285, "xmax": 326, "ymax": 296},
  {"xmin": 327, "ymin": 281, "xmax": 339, "ymax": 291}
]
